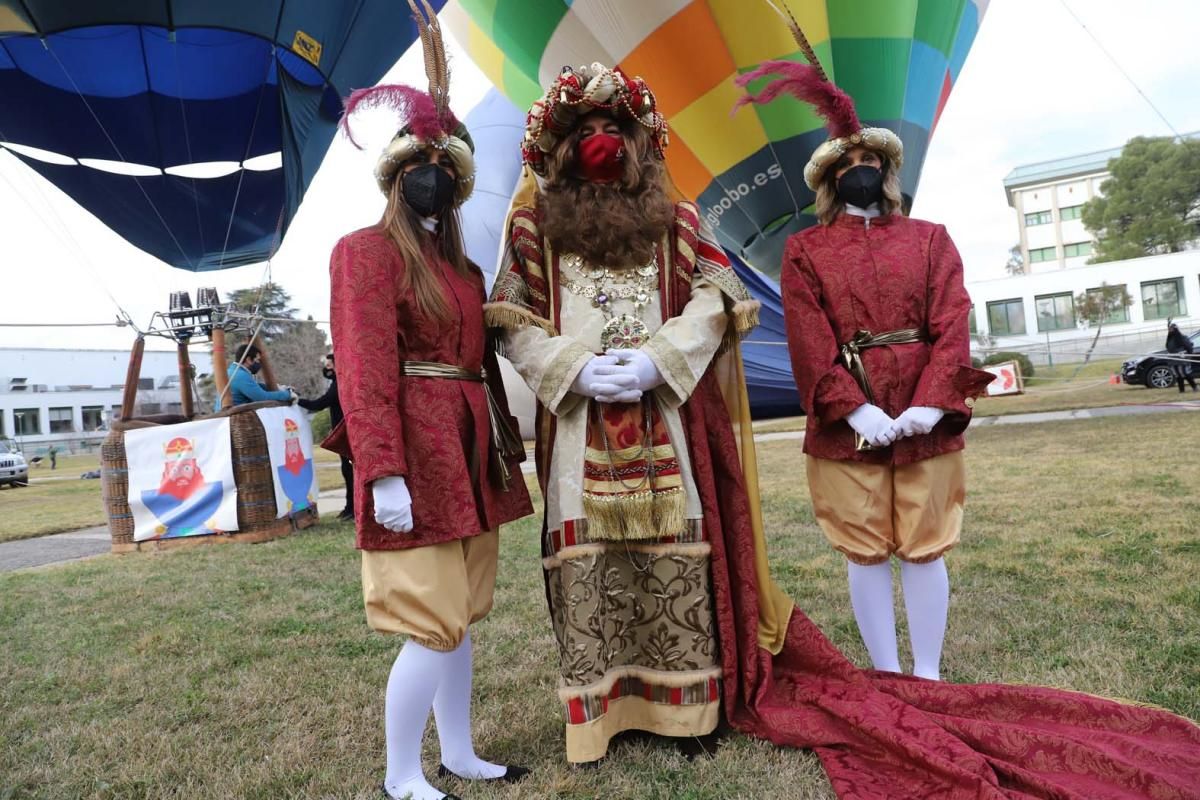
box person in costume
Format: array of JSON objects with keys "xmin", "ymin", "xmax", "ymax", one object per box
[
  {"xmin": 743, "ymin": 48, "xmax": 992, "ymax": 683},
  {"xmin": 485, "ymin": 62, "xmax": 769, "ymax": 764},
  {"xmin": 719, "ymin": 9, "xmax": 1200, "ymax": 798},
  {"xmin": 325, "ymin": 4, "xmax": 532, "ymax": 799}
]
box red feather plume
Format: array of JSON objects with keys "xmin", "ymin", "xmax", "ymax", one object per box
[
  {"xmin": 734, "ymin": 60, "xmax": 860, "ymax": 139},
  {"xmin": 338, "ymin": 84, "xmax": 459, "ymax": 150}
]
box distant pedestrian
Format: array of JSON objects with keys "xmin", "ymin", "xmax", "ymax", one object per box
[
  {"xmin": 1166, "ymin": 322, "xmax": 1197, "ymax": 393},
  {"xmin": 49, "ymin": 446, "xmax": 57, "ymax": 470}
]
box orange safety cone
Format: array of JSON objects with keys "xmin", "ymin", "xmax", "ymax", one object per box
[{"xmin": 1109, "ymin": 374, "xmax": 1120, "ymax": 385}]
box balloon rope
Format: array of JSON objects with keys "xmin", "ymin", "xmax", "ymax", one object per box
[{"xmin": 40, "ymin": 39, "xmax": 195, "ymax": 269}]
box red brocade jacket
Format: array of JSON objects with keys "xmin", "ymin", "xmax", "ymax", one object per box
[
  {"xmin": 782, "ymin": 213, "xmax": 994, "ymax": 465},
  {"xmin": 326, "ymin": 226, "xmax": 532, "ymax": 550}
]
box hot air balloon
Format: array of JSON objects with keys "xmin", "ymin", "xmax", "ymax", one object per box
[
  {"xmin": 444, "ymin": 0, "xmax": 987, "ymax": 415},
  {"xmin": 0, "ymin": 0, "xmax": 446, "ymax": 271}
]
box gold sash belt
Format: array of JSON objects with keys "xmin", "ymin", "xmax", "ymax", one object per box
[
  {"xmin": 399, "ymin": 361, "xmax": 525, "ymax": 489},
  {"xmin": 839, "ymin": 329, "xmax": 926, "ymax": 451}
]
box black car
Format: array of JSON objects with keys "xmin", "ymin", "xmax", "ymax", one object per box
[{"xmin": 1121, "ymin": 328, "xmax": 1199, "ymax": 388}]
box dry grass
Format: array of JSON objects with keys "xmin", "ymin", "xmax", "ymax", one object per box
[{"xmin": 1, "ymin": 414, "xmax": 1197, "ymax": 799}]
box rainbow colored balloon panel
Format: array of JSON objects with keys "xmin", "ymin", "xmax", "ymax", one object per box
[{"xmin": 445, "ymin": 0, "xmax": 988, "ymax": 279}]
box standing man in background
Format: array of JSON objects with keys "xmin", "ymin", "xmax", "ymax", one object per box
[{"xmin": 300, "ymin": 353, "xmax": 355, "ymax": 520}]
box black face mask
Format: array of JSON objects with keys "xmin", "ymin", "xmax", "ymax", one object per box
[
  {"xmin": 401, "ymin": 163, "xmax": 456, "ymax": 218},
  {"xmin": 248, "ymin": 362, "xmax": 262, "ymax": 375},
  {"xmin": 836, "ymin": 165, "xmax": 884, "ymax": 209},
  {"xmin": 322, "ymin": 368, "xmax": 335, "ymax": 380}
]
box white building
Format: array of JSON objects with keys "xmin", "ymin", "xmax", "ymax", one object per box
[
  {"xmin": 966, "ymin": 136, "xmax": 1199, "ymax": 362},
  {"xmin": 0, "ymin": 347, "xmax": 212, "ymax": 453}
]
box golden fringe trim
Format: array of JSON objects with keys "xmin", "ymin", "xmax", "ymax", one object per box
[
  {"xmin": 715, "ymin": 299, "xmax": 761, "ymax": 357},
  {"xmin": 543, "ymin": 540, "xmax": 711, "ymax": 570},
  {"xmin": 582, "ymin": 487, "xmax": 685, "ymax": 541},
  {"xmin": 482, "ymin": 301, "xmax": 558, "ymax": 336},
  {"xmin": 558, "ymin": 665, "xmax": 723, "ymax": 702}
]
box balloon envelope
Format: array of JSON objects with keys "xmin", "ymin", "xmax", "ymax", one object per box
[
  {"xmin": 459, "ymin": 88, "xmax": 527, "ymax": 289},
  {"xmin": 0, "ymin": 0, "xmax": 446, "ymax": 270}
]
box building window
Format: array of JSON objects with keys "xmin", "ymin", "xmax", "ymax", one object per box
[
  {"xmin": 82, "ymin": 406, "xmax": 105, "ymax": 432},
  {"xmin": 987, "ymin": 298, "xmax": 1026, "ymax": 336},
  {"xmin": 1085, "ymin": 286, "xmax": 1130, "ymax": 324},
  {"xmin": 140, "ymin": 403, "xmax": 163, "ymax": 415},
  {"xmin": 49, "ymin": 407, "xmax": 75, "ymax": 434},
  {"xmin": 1024, "ymin": 210, "xmax": 1052, "ymax": 226},
  {"xmin": 14, "ymin": 409, "xmax": 40, "ymax": 436},
  {"xmin": 968, "ymin": 306, "xmax": 978, "ymax": 334},
  {"xmin": 1141, "ymin": 278, "xmax": 1187, "ymax": 320},
  {"xmin": 111, "ymin": 405, "xmax": 123, "ymax": 422},
  {"xmin": 1060, "ymin": 204, "xmax": 1084, "ymax": 221},
  {"xmin": 1063, "ymin": 241, "xmax": 1092, "ymax": 258},
  {"xmin": 1035, "ymin": 292, "xmax": 1076, "ymax": 331},
  {"xmin": 1028, "ymin": 246, "xmax": 1057, "ymax": 263}
]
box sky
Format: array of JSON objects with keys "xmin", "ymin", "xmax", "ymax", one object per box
[{"xmin": 2, "ymin": 0, "xmax": 1199, "ymax": 352}]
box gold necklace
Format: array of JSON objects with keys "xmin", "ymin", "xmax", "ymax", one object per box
[{"xmin": 561, "ymin": 253, "xmax": 659, "ymax": 350}]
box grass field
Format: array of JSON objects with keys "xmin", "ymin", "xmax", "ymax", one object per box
[
  {"xmin": 2, "ymin": 412, "xmax": 1197, "ymax": 799},
  {"xmin": 0, "ymin": 449, "xmax": 347, "ymax": 545},
  {"xmin": 751, "ymin": 358, "xmax": 1183, "ymax": 434}
]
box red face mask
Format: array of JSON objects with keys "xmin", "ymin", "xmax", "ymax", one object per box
[{"xmin": 576, "ymin": 133, "xmax": 625, "ymax": 183}]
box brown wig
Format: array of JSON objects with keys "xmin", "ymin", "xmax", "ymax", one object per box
[
  {"xmin": 378, "ymin": 166, "xmax": 480, "ymax": 321},
  {"xmin": 538, "ymin": 116, "xmax": 675, "ymax": 267},
  {"xmin": 814, "ymin": 154, "xmax": 904, "ymax": 226}
]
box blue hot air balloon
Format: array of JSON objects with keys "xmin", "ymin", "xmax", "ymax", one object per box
[{"xmin": 0, "ymin": 0, "xmax": 446, "ymax": 271}]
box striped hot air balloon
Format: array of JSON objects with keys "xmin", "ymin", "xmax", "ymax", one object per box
[{"xmin": 445, "ymin": 0, "xmax": 987, "ymax": 280}]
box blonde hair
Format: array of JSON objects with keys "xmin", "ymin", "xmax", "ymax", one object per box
[
  {"xmin": 814, "ymin": 155, "xmax": 904, "ymax": 226},
  {"xmin": 378, "ymin": 169, "xmax": 479, "ymax": 322}
]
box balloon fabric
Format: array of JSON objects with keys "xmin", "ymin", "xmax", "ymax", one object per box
[{"xmin": 0, "ymin": 1, "xmax": 446, "ymax": 270}]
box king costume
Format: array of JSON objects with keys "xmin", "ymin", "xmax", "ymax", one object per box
[{"xmin": 488, "ymin": 57, "xmax": 1200, "ymax": 799}]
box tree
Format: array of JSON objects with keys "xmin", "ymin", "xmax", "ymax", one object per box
[
  {"xmin": 268, "ymin": 315, "xmax": 330, "ymax": 398},
  {"xmin": 224, "ymin": 282, "xmax": 298, "ymax": 341},
  {"xmin": 1082, "ymin": 136, "xmax": 1200, "ymax": 263},
  {"xmin": 1072, "ymin": 282, "xmax": 1133, "ymax": 373},
  {"xmin": 215, "ymin": 283, "xmax": 329, "ymax": 398},
  {"xmin": 1004, "ymin": 244, "xmax": 1025, "ymax": 276}
]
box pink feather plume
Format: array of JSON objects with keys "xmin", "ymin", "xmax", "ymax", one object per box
[
  {"xmin": 734, "ymin": 60, "xmax": 859, "ymax": 139},
  {"xmin": 338, "ymin": 84, "xmax": 459, "ymax": 150}
]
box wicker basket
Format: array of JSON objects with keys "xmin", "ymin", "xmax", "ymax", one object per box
[{"xmin": 99, "ymin": 402, "xmax": 316, "ymax": 553}]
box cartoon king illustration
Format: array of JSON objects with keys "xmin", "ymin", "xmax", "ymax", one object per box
[
  {"xmin": 140, "ymin": 437, "xmax": 224, "ymax": 538},
  {"xmin": 276, "ymin": 417, "xmax": 315, "ymax": 513}
]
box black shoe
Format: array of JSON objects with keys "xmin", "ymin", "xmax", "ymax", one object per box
[
  {"xmin": 337, "ymin": 508, "xmax": 354, "ymax": 521},
  {"xmin": 380, "ymin": 782, "xmax": 461, "ymax": 800},
  {"xmin": 436, "ymin": 763, "xmax": 530, "ymax": 784}
]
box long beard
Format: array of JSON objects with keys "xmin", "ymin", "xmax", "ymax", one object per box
[
  {"xmin": 284, "ymin": 442, "xmax": 306, "ymax": 476},
  {"xmin": 159, "ymin": 462, "xmax": 204, "ymax": 500},
  {"xmin": 539, "ymin": 180, "xmax": 674, "ymax": 266}
]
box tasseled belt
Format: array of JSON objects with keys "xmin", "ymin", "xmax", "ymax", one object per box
[
  {"xmin": 839, "ymin": 329, "xmax": 926, "ymax": 452},
  {"xmin": 399, "ymin": 361, "xmax": 525, "ymax": 490}
]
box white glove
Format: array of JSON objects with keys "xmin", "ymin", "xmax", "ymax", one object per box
[
  {"xmin": 846, "ymin": 403, "xmax": 898, "ymax": 448},
  {"xmin": 606, "ymin": 348, "xmax": 664, "ymax": 391},
  {"xmin": 571, "ymin": 354, "xmax": 642, "ymax": 404},
  {"xmin": 288, "ymin": 388, "xmax": 300, "ymax": 404},
  {"xmin": 372, "ymin": 476, "xmax": 413, "ymax": 533},
  {"xmin": 890, "ymin": 406, "xmax": 945, "ymax": 439}
]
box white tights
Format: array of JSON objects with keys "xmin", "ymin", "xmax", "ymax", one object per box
[
  {"xmin": 382, "ymin": 631, "xmax": 505, "ymax": 800},
  {"xmin": 846, "ymin": 557, "xmax": 950, "ymax": 680}
]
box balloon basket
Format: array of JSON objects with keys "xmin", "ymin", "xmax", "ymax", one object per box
[{"xmin": 101, "ymin": 401, "xmax": 321, "ymax": 554}]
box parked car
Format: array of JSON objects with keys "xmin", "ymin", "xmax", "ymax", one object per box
[
  {"xmin": 1121, "ymin": 328, "xmax": 1200, "ymax": 388},
  {"xmin": 0, "ymin": 438, "xmax": 29, "ymax": 487}
]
